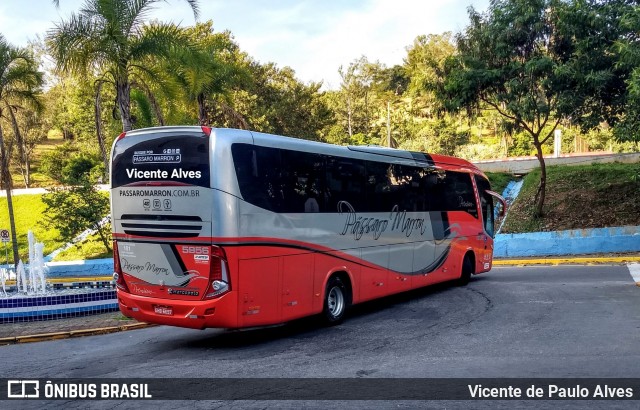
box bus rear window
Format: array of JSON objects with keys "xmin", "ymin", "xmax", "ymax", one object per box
[{"xmin": 111, "ymin": 133, "xmax": 210, "ymax": 188}]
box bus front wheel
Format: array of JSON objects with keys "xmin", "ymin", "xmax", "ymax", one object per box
[
  {"xmin": 322, "ymin": 276, "xmax": 349, "ymax": 325},
  {"xmin": 458, "ymin": 255, "xmax": 474, "ymax": 286}
]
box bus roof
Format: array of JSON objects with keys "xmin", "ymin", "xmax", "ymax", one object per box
[
  {"xmin": 117, "ymin": 126, "xmax": 483, "ymax": 174},
  {"xmin": 247, "ymin": 130, "xmax": 481, "ymax": 173}
]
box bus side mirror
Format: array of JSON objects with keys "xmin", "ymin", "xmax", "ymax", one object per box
[{"xmin": 486, "ymin": 190, "xmax": 507, "ymax": 217}]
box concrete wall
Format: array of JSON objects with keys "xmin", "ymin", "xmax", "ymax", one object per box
[
  {"xmin": 474, "ymin": 152, "xmax": 640, "ymax": 174},
  {"xmin": 494, "ymin": 225, "xmax": 640, "ymax": 258}
]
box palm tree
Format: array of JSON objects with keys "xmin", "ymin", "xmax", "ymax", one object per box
[
  {"xmin": 0, "ymin": 35, "xmax": 43, "ymax": 267},
  {"xmin": 47, "ymin": 0, "xmax": 200, "ymax": 171},
  {"xmin": 172, "ymin": 22, "xmax": 249, "ymax": 127}
]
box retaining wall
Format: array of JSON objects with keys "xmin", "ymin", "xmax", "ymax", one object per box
[
  {"xmin": 494, "ymin": 225, "xmax": 640, "ymax": 258},
  {"xmin": 474, "ymin": 152, "xmax": 640, "ymax": 174}
]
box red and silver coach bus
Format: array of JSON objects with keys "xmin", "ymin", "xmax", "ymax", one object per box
[{"xmin": 110, "ymin": 126, "xmax": 505, "ymax": 329}]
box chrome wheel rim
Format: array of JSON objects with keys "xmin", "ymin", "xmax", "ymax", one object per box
[{"xmin": 327, "ymin": 286, "xmax": 344, "ymax": 317}]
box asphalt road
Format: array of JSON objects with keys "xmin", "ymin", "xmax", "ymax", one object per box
[{"xmin": 3, "ymin": 264, "xmax": 640, "ymax": 409}]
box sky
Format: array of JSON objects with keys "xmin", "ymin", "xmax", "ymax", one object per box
[{"xmin": 0, "ymin": 0, "xmax": 490, "ymax": 89}]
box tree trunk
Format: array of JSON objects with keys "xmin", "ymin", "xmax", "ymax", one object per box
[
  {"xmin": 533, "ymin": 140, "xmax": 547, "ymax": 218},
  {"xmin": 347, "ymin": 95, "xmax": 353, "ymax": 138},
  {"xmin": 116, "ymin": 79, "xmax": 133, "ymax": 132},
  {"xmin": 7, "ymin": 107, "xmax": 29, "ymax": 188},
  {"xmin": 94, "ymin": 81, "xmax": 108, "ymax": 178},
  {"xmin": 24, "ymin": 155, "xmax": 30, "ymax": 188},
  {"xmin": 0, "ymin": 122, "xmax": 20, "ymax": 267},
  {"xmin": 133, "ymin": 80, "xmax": 165, "ymax": 126},
  {"xmin": 197, "ymin": 93, "xmax": 207, "ymax": 126},
  {"xmin": 94, "ymin": 221, "xmax": 112, "ymax": 253},
  {"xmin": 147, "ymin": 89, "xmax": 165, "ymax": 126},
  {"xmin": 218, "ymin": 101, "xmax": 248, "ymax": 130},
  {"xmin": 364, "ymin": 89, "xmax": 369, "ymax": 134}
]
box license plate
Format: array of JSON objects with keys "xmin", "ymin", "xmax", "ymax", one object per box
[{"xmin": 154, "ymin": 306, "xmax": 173, "ymax": 316}]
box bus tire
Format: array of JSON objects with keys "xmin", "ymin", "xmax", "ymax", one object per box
[
  {"xmin": 458, "ymin": 255, "xmax": 474, "ymax": 286},
  {"xmin": 322, "ymin": 276, "xmax": 349, "ymax": 325}
]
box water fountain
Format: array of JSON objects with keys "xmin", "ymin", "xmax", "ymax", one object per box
[
  {"xmin": 0, "ymin": 267, "xmax": 8, "ymax": 297},
  {"xmin": 0, "ymin": 231, "xmax": 117, "ymax": 323}
]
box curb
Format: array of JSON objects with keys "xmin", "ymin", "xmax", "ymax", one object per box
[
  {"xmin": 0, "ymin": 322, "xmax": 156, "ymax": 346},
  {"xmin": 493, "ymin": 255, "xmax": 640, "ymax": 266}
]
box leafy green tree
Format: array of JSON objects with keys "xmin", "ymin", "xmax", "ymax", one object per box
[
  {"xmin": 42, "ymin": 182, "xmax": 111, "ymax": 253},
  {"xmin": 173, "ymin": 22, "xmax": 250, "ymax": 126},
  {"xmin": 47, "ymin": 0, "xmax": 200, "ymax": 172},
  {"xmin": 44, "ymin": 75, "xmax": 101, "ymax": 141},
  {"xmin": 249, "ymin": 63, "xmax": 332, "ymax": 140},
  {"xmin": 0, "ymin": 34, "xmax": 43, "ymax": 266},
  {"xmin": 41, "ymin": 141, "xmax": 109, "ymax": 252},
  {"xmin": 40, "ymin": 144, "xmax": 104, "ymax": 184},
  {"xmin": 205, "ymin": 57, "xmax": 332, "ymax": 140},
  {"xmin": 337, "ymin": 56, "xmax": 379, "ymax": 139},
  {"xmin": 10, "ymin": 109, "xmax": 47, "ymax": 187},
  {"xmin": 405, "ymin": 33, "xmax": 456, "ymax": 115},
  {"xmin": 438, "ymin": 0, "xmax": 624, "ymax": 216},
  {"xmin": 609, "ymin": 0, "xmax": 640, "ymax": 143}
]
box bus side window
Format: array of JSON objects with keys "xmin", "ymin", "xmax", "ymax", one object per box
[
  {"xmin": 231, "ymin": 144, "xmax": 282, "ymax": 212},
  {"xmin": 326, "ymin": 156, "xmax": 366, "ymax": 212},
  {"xmin": 388, "ymin": 164, "xmax": 426, "ymax": 212},
  {"xmin": 365, "ymin": 161, "xmax": 392, "ymax": 212},
  {"xmin": 426, "ymin": 169, "xmax": 446, "ymax": 211},
  {"xmin": 433, "ymin": 171, "xmax": 478, "ymax": 217},
  {"xmin": 280, "ymin": 150, "xmax": 325, "ymax": 213},
  {"xmin": 232, "ymin": 144, "xmax": 261, "ymax": 205}
]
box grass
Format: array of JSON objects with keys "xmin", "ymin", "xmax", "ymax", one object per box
[
  {"xmin": 53, "ymin": 231, "xmax": 112, "ymax": 261},
  {"xmin": 10, "ymin": 132, "xmax": 65, "ymax": 189},
  {"xmin": 485, "ymin": 172, "xmax": 512, "ymax": 196},
  {"xmin": 501, "ymin": 161, "xmax": 640, "ymax": 233},
  {"xmin": 0, "ymin": 194, "xmax": 65, "ymax": 262},
  {"xmin": 0, "ymin": 192, "xmax": 112, "ymax": 262}
]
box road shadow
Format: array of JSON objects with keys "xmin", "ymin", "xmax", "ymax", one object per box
[{"xmin": 171, "ymin": 277, "xmax": 482, "ymax": 351}]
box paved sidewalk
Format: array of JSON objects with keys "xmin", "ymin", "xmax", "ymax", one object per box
[
  {"xmin": 0, "ymin": 311, "xmax": 153, "ymax": 344},
  {"xmin": 0, "ymin": 185, "xmax": 109, "ymax": 197}
]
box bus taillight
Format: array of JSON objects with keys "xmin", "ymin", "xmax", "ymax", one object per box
[
  {"xmin": 112, "ymin": 243, "xmax": 130, "ymax": 293},
  {"xmin": 205, "ymin": 245, "xmax": 230, "ymax": 298}
]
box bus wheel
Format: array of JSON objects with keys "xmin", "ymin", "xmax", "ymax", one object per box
[
  {"xmin": 323, "ymin": 276, "xmax": 348, "ymax": 325},
  {"xmin": 458, "ymin": 255, "xmax": 474, "ymax": 286}
]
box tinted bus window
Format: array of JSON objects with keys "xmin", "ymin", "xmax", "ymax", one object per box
[
  {"xmin": 280, "ymin": 150, "xmax": 325, "ymax": 213},
  {"xmin": 475, "ymin": 175, "xmax": 495, "ymax": 236},
  {"xmin": 232, "ymin": 143, "xmax": 283, "ymax": 212},
  {"xmin": 232, "ymin": 143, "xmax": 477, "ymax": 216},
  {"xmin": 429, "ymin": 170, "xmax": 477, "ymax": 217},
  {"xmin": 388, "ymin": 164, "xmax": 430, "ymax": 212},
  {"xmin": 326, "ymin": 156, "xmax": 366, "ymax": 212},
  {"xmin": 233, "ymin": 144, "xmax": 326, "ymax": 213},
  {"xmin": 365, "ymin": 161, "xmax": 393, "ymax": 212},
  {"xmin": 112, "ymin": 133, "xmax": 210, "ymax": 188}
]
